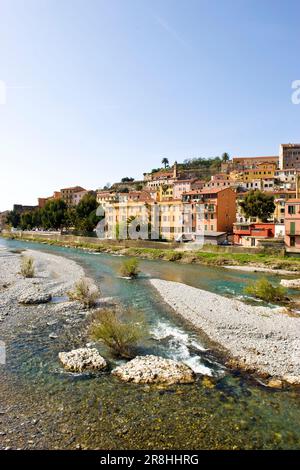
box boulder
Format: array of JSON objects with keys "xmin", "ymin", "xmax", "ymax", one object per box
[
  {"xmin": 58, "ymin": 348, "xmax": 107, "ymax": 372},
  {"xmin": 280, "ymin": 278, "xmax": 300, "ymax": 289},
  {"xmin": 112, "ymin": 355, "xmax": 195, "ymax": 385},
  {"xmin": 282, "ymin": 374, "xmax": 300, "ymax": 385},
  {"xmin": 267, "ymin": 378, "xmax": 283, "ymax": 389},
  {"xmin": 18, "ymin": 289, "xmax": 51, "ymax": 305}
]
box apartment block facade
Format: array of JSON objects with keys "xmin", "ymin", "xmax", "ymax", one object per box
[
  {"xmin": 279, "ymin": 144, "xmax": 300, "ymax": 170},
  {"xmin": 60, "ymin": 186, "xmax": 87, "ymax": 206},
  {"xmin": 285, "ymin": 199, "xmax": 300, "ymax": 250},
  {"xmin": 182, "ymin": 187, "xmax": 236, "ymax": 234}
]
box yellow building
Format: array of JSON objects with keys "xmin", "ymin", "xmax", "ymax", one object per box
[
  {"xmin": 104, "ymin": 198, "xmax": 185, "ymax": 240},
  {"xmin": 157, "ymin": 184, "xmax": 174, "ymax": 201},
  {"xmin": 230, "ymin": 162, "xmax": 277, "ymax": 182},
  {"xmin": 272, "ymin": 190, "xmax": 296, "ymax": 223},
  {"xmin": 157, "ymin": 200, "xmax": 183, "ymax": 239}
]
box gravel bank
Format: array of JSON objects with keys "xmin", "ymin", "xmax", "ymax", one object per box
[
  {"xmin": 0, "ymin": 248, "xmax": 89, "ymax": 323},
  {"xmin": 150, "ymin": 279, "xmax": 300, "ymax": 384},
  {"xmin": 224, "ymin": 265, "xmax": 296, "ymax": 275}
]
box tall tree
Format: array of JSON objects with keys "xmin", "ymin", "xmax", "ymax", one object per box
[
  {"xmin": 20, "ymin": 212, "xmax": 34, "ymax": 230},
  {"xmin": 75, "ymin": 192, "xmax": 100, "ymax": 232},
  {"xmin": 222, "ymin": 152, "xmax": 230, "ymax": 162},
  {"xmin": 6, "ymin": 210, "xmax": 21, "ymax": 228},
  {"xmin": 40, "ymin": 199, "xmax": 68, "ymax": 229},
  {"xmin": 161, "ymin": 157, "xmax": 169, "ymax": 169},
  {"xmin": 121, "ymin": 177, "xmax": 135, "ymax": 182},
  {"xmin": 239, "ymin": 190, "xmax": 275, "ymax": 222}
]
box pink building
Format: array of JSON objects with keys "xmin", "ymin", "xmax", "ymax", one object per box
[
  {"xmin": 285, "ymin": 199, "xmax": 300, "ymax": 251},
  {"xmin": 173, "ymin": 179, "xmax": 205, "ymax": 199}
]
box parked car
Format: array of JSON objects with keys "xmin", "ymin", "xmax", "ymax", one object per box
[{"xmin": 217, "ymin": 239, "xmax": 232, "ymax": 246}]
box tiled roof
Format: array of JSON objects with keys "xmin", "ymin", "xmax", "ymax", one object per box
[{"xmin": 61, "ymin": 186, "xmax": 86, "ymax": 192}]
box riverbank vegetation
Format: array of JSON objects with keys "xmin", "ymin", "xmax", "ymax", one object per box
[
  {"xmin": 244, "ymin": 278, "xmax": 288, "ymax": 303},
  {"xmin": 6, "ymin": 192, "xmax": 101, "ymax": 233},
  {"xmin": 89, "ymin": 309, "xmax": 146, "ymax": 359},
  {"xmin": 68, "ymin": 277, "xmax": 99, "ymax": 308},
  {"xmin": 2, "ymin": 232, "xmax": 300, "ymax": 272}
]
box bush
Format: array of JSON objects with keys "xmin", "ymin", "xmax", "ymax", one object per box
[
  {"xmin": 68, "ymin": 277, "xmax": 99, "ymax": 308},
  {"xmin": 244, "ymin": 278, "xmax": 287, "ymax": 303},
  {"xmin": 119, "ymin": 258, "xmax": 139, "ymax": 278},
  {"xmin": 20, "ymin": 256, "xmax": 35, "ymax": 278},
  {"xmin": 89, "ymin": 309, "xmax": 146, "ymax": 359},
  {"xmin": 164, "ymin": 251, "xmax": 183, "ymax": 262}
]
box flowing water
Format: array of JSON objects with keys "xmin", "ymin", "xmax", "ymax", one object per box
[{"xmin": 0, "ymin": 237, "xmax": 299, "ymax": 450}]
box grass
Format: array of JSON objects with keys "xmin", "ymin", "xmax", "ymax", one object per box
[
  {"xmin": 119, "ymin": 258, "xmax": 140, "ymax": 278},
  {"xmin": 67, "ymin": 277, "xmax": 99, "ymax": 308},
  {"xmin": 244, "ymin": 278, "xmax": 288, "ymax": 303},
  {"xmin": 20, "ymin": 255, "xmax": 35, "ymax": 278},
  {"xmin": 89, "ymin": 308, "xmax": 147, "ymax": 359}
]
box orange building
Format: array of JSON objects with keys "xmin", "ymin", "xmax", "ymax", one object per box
[
  {"xmin": 182, "ymin": 187, "xmax": 236, "ymax": 233},
  {"xmin": 38, "ymin": 191, "xmax": 61, "ymax": 208}
]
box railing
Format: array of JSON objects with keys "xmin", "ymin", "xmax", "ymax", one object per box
[{"xmin": 286, "ymin": 229, "xmax": 300, "ymax": 235}]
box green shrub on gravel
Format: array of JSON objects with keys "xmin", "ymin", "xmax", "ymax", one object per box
[
  {"xmin": 68, "ymin": 277, "xmax": 99, "ymax": 308},
  {"xmin": 244, "ymin": 278, "xmax": 288, "ymax": 303},
  {"xmin": 20, "ymin": 256, "xmax": 35, "ymax": 278},
  {"xmin": 89, "ymin": 309, "xmax": 146, "ymax": 359},
  {"xmin": 119, "ymin": 258, "xmax": 140, "ymax": 278}
]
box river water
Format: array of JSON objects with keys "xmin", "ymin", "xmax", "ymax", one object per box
[{"xmin": 0, "ymin": 237, "xmax": 299, "ymax": 450}]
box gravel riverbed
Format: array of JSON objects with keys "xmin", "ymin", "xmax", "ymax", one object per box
[
  {"xmin": 150, "ymin": 279, "xmax": 300, "ymax": 384},
  {"xmin": 1, "ymin": 245, "xmax": 300, "ymax": 449}
]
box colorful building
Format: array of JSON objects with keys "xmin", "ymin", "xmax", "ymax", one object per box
[
  {"xmin": 279, "ymin": 143, "xmax": 300, "ymax": 170},
  {"xmin": 173, "ymin": 179, "xmax": 205, "ymax": 199},
  {"xmin": 182, "ymin": 187, "xmax": 236, "ymax": 234},
  {"xmin": 60, "ymin": 186, "xmax": 87, "ymax": 206},
  {"xmin": 233, "ymin": 222, "xmax": 276, "ymax": 247},
  {"xmin": 285, "ymin": 199, "xmax": 300, "ymax": 251},
  {"xmin": 157, "ymin": 184, "xmax": 174, "ymax": 201},
  {"xmin": 231, "ymin": 162, "xmax": 277, "ymax": 182},
  {"xmin": 38, "ymin": 191, "xmax": 61, "ymax": 208},
  {"xmin": 232, "ymin": 155, "xmax": 279, "ymax": 171}
]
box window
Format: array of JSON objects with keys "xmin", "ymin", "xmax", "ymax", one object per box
[
  {"xmin": 290, "ymin": 222, "xmax": 296, "ymax": 235},
  {"xmin": 288, "ymin": 205, "xmax": 296, "ymax": 215}
]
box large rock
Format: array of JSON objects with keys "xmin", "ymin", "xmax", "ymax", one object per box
[
  {"xmin": 112, "ymin": 355, "xmax": 195, "ymax": 385},
  {"xmin": 283, "ymin": 374, "xmax": 300, "ymax": 385},
  {"xmin": 19, "ymin": 288, "xmax": 51, "ymax": 305},
  {"xmin": 280, "ymin": 278, "xmax": 300, "ymax": 289},
  {"xmin": 58, "ymin": 348, "xmax": 107, "ymax": 372}
]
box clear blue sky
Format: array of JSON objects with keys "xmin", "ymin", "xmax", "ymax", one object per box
[{"xmin": 0, "ymin": 0, "xmax": 299, "ymax": 211}]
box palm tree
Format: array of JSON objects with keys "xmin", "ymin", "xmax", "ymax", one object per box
[
  {"xmin": 221, "ymin": 152, "xmax": 230, "ymax": 162},
  {"xmin": 161, "ymin": 157, "xmax": 169, "ymax": 169}
]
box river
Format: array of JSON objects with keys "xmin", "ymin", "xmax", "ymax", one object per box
[{"xmin": 0, "ymin": 237, "xmax": 299, "ymax": 450}]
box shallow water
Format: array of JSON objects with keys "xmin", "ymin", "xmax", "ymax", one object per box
[{"xmin": 0, "ymin": 237, "xmax": 299, "ymax": 450}]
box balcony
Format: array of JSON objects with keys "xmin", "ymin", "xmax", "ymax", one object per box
[{"xmin": 286, "ymin": 229, "xmax": 300, "ymax": 236}]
